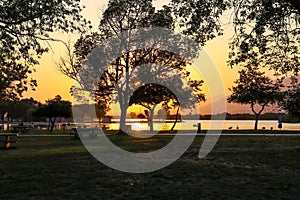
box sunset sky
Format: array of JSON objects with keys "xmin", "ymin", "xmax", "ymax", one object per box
[{"xmin": 22, "ymin": 0, "xmax": 255, "ymax": 114}]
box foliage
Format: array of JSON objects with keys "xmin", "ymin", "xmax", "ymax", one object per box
[
  {"xmin": 170, "ymin": 0, "xmax": 230, "ymax": 45},
  {"xmin": 228, "ymin": 67, "xmax": 282, "ymax": 130},
  {"xmin": 129, "ymin": 78, "xmax": 205, "ymax": 131},
  {"xmin": 129, "ymin": 83, "xmax": 176, "ymax": 131},
  {"xmin": 33, "ymin": 95, "xmax": 72, "ymax": 119},
  {"xmin": 0, "ymin": 0, "xmax": 90, "ymax": 101},
  {"xmin": 130, "ymin": 84, "xmax": 176, "ymax": 109},
  {"xmin": 33, "ymin": 95, "xmax": 72, "ymax": 132},
  {"xmin": 228, "ymin": 0, "xmax": 300, "ymax": 126},
  {"xmin": 229, "ymin": 0, "xmax": 300, "ymax": 76},
  {"xmin": 0, "ymin": 98, "xmax": 40, "ymax": 121},
  {"xmin": 58, "ymin": 0, "xmax": 221, "ymax": 132},
  {"xmin": 280, "ymin": 76, "xmax": 300, "ymax": 120}
]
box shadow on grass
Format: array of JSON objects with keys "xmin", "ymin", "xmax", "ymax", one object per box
[{"xmin": 0, "ymin": 135, "xmax": 299, "ymax": 199}]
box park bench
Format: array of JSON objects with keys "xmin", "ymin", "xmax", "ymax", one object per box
[{"xmin": 0, "ymin": 133, "xmax": 20, "ymax": 149}]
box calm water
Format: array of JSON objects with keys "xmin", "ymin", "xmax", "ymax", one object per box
[
  {"xmin": 105, "ymin": 120, "xmax": 300, "ymax": 131},
  {"xmin": 2, "ymin": 120, "xmax": 299, "ymax": 131}
]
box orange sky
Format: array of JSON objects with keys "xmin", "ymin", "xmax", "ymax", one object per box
[{"xmin": 23, "ymin": 0, "xmax": 252, "ymax": 114}]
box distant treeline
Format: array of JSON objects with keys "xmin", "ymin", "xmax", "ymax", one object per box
[
  {"xmin": 204, "ymin": 113, "xmax": 281, "ymax": 120},
  {"xmin": 184, "ymin": 113, "xmax": 286, "ymax": 121}
]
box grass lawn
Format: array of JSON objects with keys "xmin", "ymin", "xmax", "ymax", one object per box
[{"xmin": 0, "ymin": 132, "xmax": 299, "ymax": 199}]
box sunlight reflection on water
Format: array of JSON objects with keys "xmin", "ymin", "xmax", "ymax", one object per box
[
  {"xmin": 105, "ymin": 120, "xmax": 300, "ymax": 131},
  {"xmin": 3, "ymin": 120, "xmax": 298, "ymax": 131}
]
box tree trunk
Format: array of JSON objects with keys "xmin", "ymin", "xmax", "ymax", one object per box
[
  {"xmin": 119, "ymin": 51, "xmax": 130, "ymax": 134},
  {"xmin": 119, "ymin": 105, "xmax": 127, "ymax": 134},
  {"xmin": 251, "ymin": 103, "xmax": 266, "ymax": 131},
  {"xmin": 117, "ymin": 81, "xmax": 129, "ymax": 134},
  {"xmin": 149, "ymin": 107, "xmax": 154, "ymax": 132},
  {"xmin": 170, "ymin": 106, "xmax": 180, "ymax": 131},
  {"xmin": 254, "ymin": 114, "xmax": 259, "ymax": 131}
]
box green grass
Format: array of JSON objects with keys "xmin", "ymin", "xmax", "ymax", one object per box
[{"xmin": 0, "ymin": 134, "xmax": 299, "ymax": 199}]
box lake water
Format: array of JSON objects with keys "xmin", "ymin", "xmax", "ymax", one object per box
[
  {"xmin": 104, "ymin": 120, "xmax": 300, "ymax": 131},
  {"xmin": 2, "ymin": 120, "xmax": 299, "ymax": 131}
]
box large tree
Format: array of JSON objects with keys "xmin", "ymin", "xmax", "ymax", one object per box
[
  {"xmin": 228, "ymin": 0, "xmax": 300, "ymax": 124},
  {"xmin": 59, "ymin": 0, "xmax": 227, "ymax": 133},
  {"xmin": 0, "ymin": 0, "xmax": 89, "ymax": 101},
  {"xmin": 229, "ymin": 0, "xmax": 300, "ymax": 76},
  {"xmin": 228, "ymin": 67, "xmax": 282, "ymax": 130}
]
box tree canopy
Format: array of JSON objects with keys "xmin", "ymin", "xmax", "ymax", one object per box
[
  {"xmin": 228, "ymin": 67, "xmax": 282, "ymax": 130},
  {"xmin": 170, "ymin": 0, "xmax": 230, "ymax": 45},
  {"xmin": 280, "ymin": 76, "xmax": 300, "ymax": 120},
  {"xmin": 57, "ymin": 0, "xmax": 300, "ymax": 132},
  {"xmin": 59, "ymin": 0, "xmax": 217, "ymax": 132},
  {"xmin": 33, "ymin": 95, "xmax": 72, "ymax": 132},
  {"xmin": 229, "ymin": 0, "xmax": 300, "ymax": 76},
  {"xmin": 129, "ymin": 76, "xmax": 205, "ymax": 131},
  {"xmin": 0, "ymin": 0, "xmax": 89, "ymax": 101},
  {"xmin": 0, "ymin": 97, "xmax": 40, "ymax": 122}
]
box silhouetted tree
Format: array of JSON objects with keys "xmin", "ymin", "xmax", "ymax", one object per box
[
  {"xmin": 170, "ymin": 0, "xmax": 230, "ymax": 45},
  {"xmin": 227, "ymin": 0, "xmax": 300, "ymax": 126},
  {"xmin": 0, "ymin": 98, "xmax": 40, "ymax": 122},
  {"xmin": 33, "ymin": 95, "xmax": 72, "ymax": 132},
  {"xmin": 58, "ymin": 0, "xmax": 221, "ymax": 133},
  {"xmin": 229, "ymin": 0, "xmax": 300, "ymax": 76},
  {"xmin": 129, "ymin": 84, "xmax": 174, "ymax": 132},
  {"xmin": 0, "ymin": 0, "xmax": 90, "ymax": 101},
  {"xmin": 129, "ymin": 79, "xmax": 205, "ymax": 131},
  {"xmin": 228, "ymin": 67, "xmax": 282, "ymax": 130},
  {"xmin": 280, "ymin": 76, "xmax": 300, "ymax": 121}
]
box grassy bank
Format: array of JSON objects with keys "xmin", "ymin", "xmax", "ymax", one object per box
[{"xmin": 0, "ymin": 135, "xmax": 299, "ymax": 199}]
